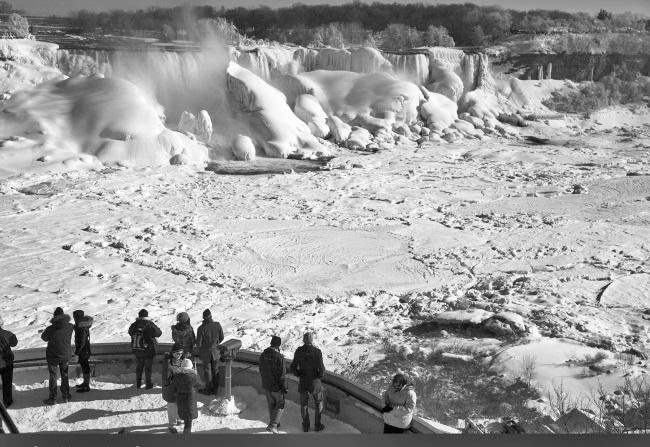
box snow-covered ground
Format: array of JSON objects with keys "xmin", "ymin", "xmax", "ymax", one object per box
[
  {"xmin": 8, "ymin": 378, "xmax": 358, "ymax": 433},
  {"xmin": 1, "ymin": 37, "xmax": 649, "ymax": 431}
]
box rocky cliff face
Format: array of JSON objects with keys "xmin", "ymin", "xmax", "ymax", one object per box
[{"xmin": 502, "ymin": 53, "xmax": 650, "ymax": 81}]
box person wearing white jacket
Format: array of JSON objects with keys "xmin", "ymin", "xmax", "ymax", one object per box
[{"xmin": 381, "ymin": 373, "xmax": 416, "ymax": 433}]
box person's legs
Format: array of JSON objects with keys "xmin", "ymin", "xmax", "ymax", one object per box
[
  {"xmin": 47, "ymin": 361, "xmax": 58, "ymax": 400},
  {"xmin": 299, "ymin": 391, "xmax": 310, "ymax": 431},
  {"xmin": 135, "ymin": 354, "xmax": 144, "ymax": 388},
  {"xmin": 77, "ymin": 355, "xmax": 91, "ymax": 392},
  {"xmin": 143, "ymin": 356, "xmax": 154, "ymax": 388},
  {"xmin": 59, "ymin": 361, "xmax": 70, "ymax": 399},
  {"xmin": 183, "ymin": 419, "xmax": 192, "ymax": 434},
  {"xmin": 210, "ymin": 358, "xmax": 219, "ymax": 394},
  {"xmin": 271, "ymin": 391, "xmax": 284, "ymax": 430},
  {"xmin": 313, "ymin": 382, "xmax": 324, "ymax": 430},
  {"xmin": 264, "ymin": 390, "xmax": 275, "ymax": 427},
  {"xmin": 0, "ymin": 365, "xmax": 13, "ymax": 407},
  {"xmin": 167, "ymin": 402, "xmax": 178, "ymax": 426}
]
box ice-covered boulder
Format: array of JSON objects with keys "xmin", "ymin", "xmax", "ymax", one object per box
[
  {"xmin": 346, "ymin": 126, "xmax": 372, "ymax": 150},
  {"xmin": 294, "ymin": 94, "xmax": 329, "ymax": 138},
  {"xmin": 427, "ymin": 60, "xmax": 464, "ymax": 103},
  {"xmin": 301, "ymin": 70, "xmax": 423, "ymax": 126},
  {"xmin": 327, "ymin": 115, "xmax": 351, "ymax": 144},
  {"xmin": 232, "ymin": 134, "xmax": 256, "ymax": 161},
  {"xmin": 178, "ymin": 110, "xmax": 213, "ymax": 143},
  {"xmin": 419, "ymin": 92, "xmax": 458, "ymax": 129},
  {"xmin": 598, "ymin": 273, "xmax": 650, "ymax": 310},
  {"xmin": 225, "ymin": 61, "xmax": 327, "ymax": 158}
]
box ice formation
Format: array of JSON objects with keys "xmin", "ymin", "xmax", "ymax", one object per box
[{"xmin": 0, "ymin": 75, "xmax": 208, "ymax": 173}]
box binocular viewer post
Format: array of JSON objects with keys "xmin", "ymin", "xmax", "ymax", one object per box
[{"xmin": 217, "ymin": 339, "xmax": 241, "ymax": 398}]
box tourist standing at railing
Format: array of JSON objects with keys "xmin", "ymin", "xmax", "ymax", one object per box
[
  {"xmin": 41, "ymin": 307, "xmax": 74, "ymax": 405},
  {"xmin": 172, "ymin": 358, "xmax": 199, "ymax": 434},
  {"xmin": 195, "ymin": 309, "xmax": 224, "ymax": 395},
  {"xmin": 162, "ymin": 343, "xmax": 184, "ymax": 433},
  {"xmin": 0, "ymin": 315, "xmax": 18, "ymax": 408},
  {"xmin": 291, "ymin": 332, "xmax": 326, "ymax": 432},
  {"xmin": 72, "ymin": 310, "xmax": 94, "ymax": 393},
  {"xmin": 128, "ymin": 309, "xmax": 162, "ymax": 389},
  {"xmin": 259, "ymin": 335, "xmax": 288, "ymax": 434},
  {"xmin": 381, "ymin": 372, "xmax": 417, "ymax": 434},
  {"xmin": 171, "ymin": 312, "xmax": 195, "ymax": 359}
]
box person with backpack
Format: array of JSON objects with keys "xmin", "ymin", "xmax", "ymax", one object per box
[
  {"xmin": 72, "ymin": 310, "xmax": 94, "ymax": 393},
  {"xmin": 172, "ymin": 358, "xmax": 198, "ymax": 434},
  {"xmin": 0, "ymin": 316, "xmax": 18, "ymax": 408},
  {"xmin": 259, "ymin": 335, "xmax": 287, "ymax": 434},
  {"xmin": 290, "ymin": 332, "xmax": 325, "ymax": 432},
  {"xmin": 195, "ymin": 309, "xmax": 224, "ymax": 395},
  {"xmin": 381, "ymin": 372, "xmax": 417, "ymax": 433},
  {"xmin": 171, "ymin": 312, "xmax": 195, "ymax": 359},
  {"xmin": 41, "ymin": 307, "xmax": 74, "ymax": 405},
  {"xmin": 128, "ymin": 309, "xmax": 162, "ymax": 389},
  {"xmin": 162, "ymin": 344, "xmax": 184, "ymax": 433}
]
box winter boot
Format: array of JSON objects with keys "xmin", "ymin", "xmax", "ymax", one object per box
[{"xmin": 76, "ymin": 373, "xmax": 91, "ymax": 393}]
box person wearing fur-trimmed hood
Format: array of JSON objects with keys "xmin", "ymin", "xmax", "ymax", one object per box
[
  {"xmin": 72, "ymin": 310, "xmax": 94, "ymax": 393},
  {"xmin": 171, "ymin": 312, "xmax": 195, "ymax": 359},
  {"xmin": 381, "ymin": 372, "xmax": 417, "ymax": 433},
  {"xmin": 41, "ymin": 307, "xmax": 74, "ymax": 405},
  {"xmin": 162, "ymin": 343, "xmax": 184, "ymax": 433},
  {"xmin": 172, "ymin": 358, "xmax": 198, "ymax": 434}
]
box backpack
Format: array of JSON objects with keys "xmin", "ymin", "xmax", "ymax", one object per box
[{"xmin": 130, "ymin": 325, "xmax": 148, "ymax": 351}]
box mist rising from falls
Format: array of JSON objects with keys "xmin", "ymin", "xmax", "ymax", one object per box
[{"xmin": 57, "ymin": 47, "xmax": 232, "ymax": 126}]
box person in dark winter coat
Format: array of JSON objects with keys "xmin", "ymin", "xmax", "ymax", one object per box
[
  {"xmin": 291, "ymin": 332, "xmax": 325, "ymax": 432},
  {"xmin": 128, "ymin": 309, "xmax": 162, "ymax": 389},
  {"xmin": 72, "ymin": 310, "xmax": 94, "ymax": 393},
  {"xmin": 0, "ymin": 315, "xmax": 18, "ymax": 408},
  {"xmin": 162, "ymin": 344, "xmax": 184, "ymax": 433},
  {"xmin": 172, "ymin": 358, "xmax": 198, "ymax": 434},
  {"xmin": 259, "ymin": 335, "xmax": 287, "ymax": 433},
  {"xmin": 195, "ymin": 309, "xmax": 224, "ymax": 395},
  {"xmin": 41, "ymin": 307, "xmax": 74, "ymax": 405},
  {"xmin": 171, "ymin": 312, "xmax": 195, "ymax": 359},
  {"xmin": 381, "ymin": 372, "xmax": 417, "ymax": 433}
]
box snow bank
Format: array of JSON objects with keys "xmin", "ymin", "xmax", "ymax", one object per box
[
  {"xmin": 225, "ymin": 61, "xmax": 328, "ymax": 158},
  {"xmin": 598, "ymin": 274, "xmax": 650, "ymax": 309},
  {"xmin": 0, "ymin": 76, "xmax": 208, "ymax": 174},
  {"xmin": 300, "ymin": 70, "xmax": 423, "ymax": 125}
]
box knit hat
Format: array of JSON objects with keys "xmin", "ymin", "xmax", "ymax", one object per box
[
  {"xmin": 181, "ymin": 358, "xmax": 194, "ymax": 371},
  {"xmin": 271, "ymin": 335, "xmax": 281, "ymax": 348},
  {"xmin": 203, "ymin": 309, "xmax": 211, "ymax": 319},
  {"xmin": 177, "ymin": 312, "xmax": 190, "ymax": 323},
  {"xmin": 303, "ymin": 332, "xmax": 313, "ymax": 345},
  {"xmin": 54, "ymin": 307, "xmax": 64, "ymax": 316},
  {"xmin": 392, "ymin": 372, "xmax": 408, "ymax": 386},
  {"xmin": 138, "ymin": 309, "xmax": 148, "ymax": 318},
  {"xmin": 171, "ymin": 343, "xmax": 183, "ymax": 354},
  {"xmin": 73, "ymin": 310, "xmax": 84, "ymax": 320}
]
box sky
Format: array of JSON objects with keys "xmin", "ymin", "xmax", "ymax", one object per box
[{"xmin": 12, "ymin": 0, "xmax": 650, "ymax": 17}]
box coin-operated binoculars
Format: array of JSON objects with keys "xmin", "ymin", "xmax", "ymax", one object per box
[{"xmin": 217, "ymin": 339, "xmax": 242, "ymax": 399}]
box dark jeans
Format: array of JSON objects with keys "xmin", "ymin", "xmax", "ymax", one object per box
[
  {"xmin": 78, "ymin": 354, "xmax": 91, "ymax": 374},
  {"xmin": 0, "ymin": 364, "xmax": 13, "ymax": 406},
  {"xmin": 183, "ymin": 419, "xmax": 192, "ymax": 434},
  {"xmin": 47, "ymin": 359, "xmax": 70, "ymax": 399},
  {"xmin": 201, "ymin": 357, "xmax": 219, "ymax": 394},
  {"xmin": 134, "ymin": 352, "xmax": 154, "ymax": 387},
  {"xmin": 383, "ymin": 423, "xmax": 407, "ymax": 433},
  {"xmin": 264, "ymin": 390, "xmax": 285, "ymax": 429},
  {"xmin": 299, "ymin": 382, "xmax": 323, "ymax": 429}
]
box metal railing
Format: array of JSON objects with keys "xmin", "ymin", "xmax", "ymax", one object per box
[{"xmin": 9, "ymin": 342, "xmax": 457, "ymax": 434}]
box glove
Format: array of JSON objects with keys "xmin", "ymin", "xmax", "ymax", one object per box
[{"xmin": 381, "ymin": 405, "xmax": 393, "ymax": 413}]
